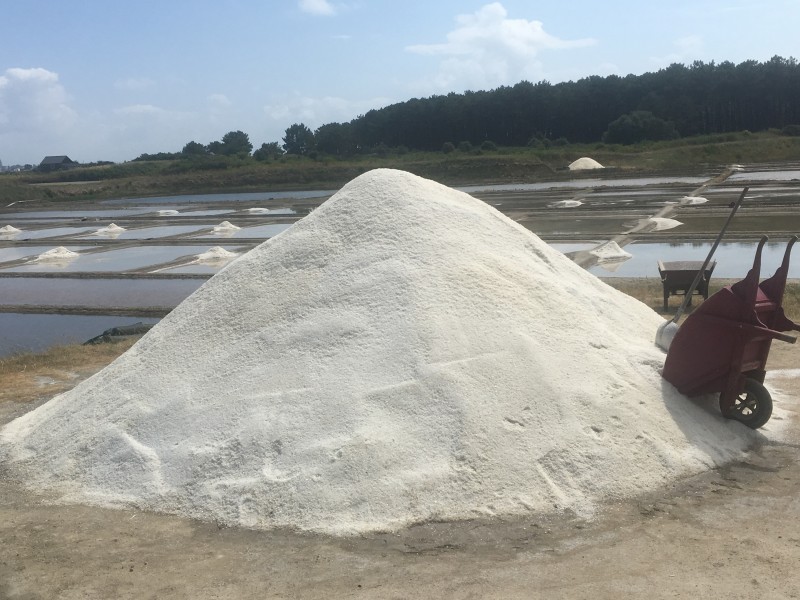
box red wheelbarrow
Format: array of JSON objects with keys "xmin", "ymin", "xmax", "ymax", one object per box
[{"xmin": 662, "ymin": 235, "xmax": 799, "ymax": 428}]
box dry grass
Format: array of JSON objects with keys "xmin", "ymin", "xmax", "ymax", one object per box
[
  {"xmin": 0, "ymin": 339, "xmax": 137, "ymax": 405},
  {"xmin": 604, "ymin": 278, "xmax": 800, "ymax": 321}
]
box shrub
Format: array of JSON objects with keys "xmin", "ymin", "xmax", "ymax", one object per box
[
  {"xmin": 480, "ymin": 140, "xmax": 498, "ymax": 151},
  {"xmin": 442, "ymin": 142, "xmax": 456, "ymax": 154}
]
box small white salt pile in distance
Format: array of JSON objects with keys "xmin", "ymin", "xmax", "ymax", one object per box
[
  {"xmin": 196, "ymin": 247, "xmax": 238, "ymax": 263},
  {"xmin": 212, "ymin": 221, "xmax": 241, "ymax": 234},
  {"xmin": 0, "ymin": 169, "xmax": 756, "ymax": 536},
  {"xmin": 680, "ymin": 196, "xmax": 708, "ymax": 205},
  {"xmin": 92, "ymin": 223, "xmax": 126, "ymax": 236},
  {"xmin": 246, "ymin": 207, "xmax": 270, "ymax": 214},
  {"xmin": 647, "ymin": 217, "xmax": 683, "ymax": 231},
  {"xmin": 0, "ymin": 225, "xmax": 21, "ymax": 234},
  {"xmin": 157, "ymin": 209, "xmax": 179, "ymax": 216},
  {"xmin": 590, "ymin": 240, "xmax": 632, "ymax": 262},
  {"xmin": 34, "ymin": 246, "xmax": 80, "ymax": 262},
  {"xmin": 568, "ymin": 157, "xmax": 604, "ymax": 170},
  {"xmin": 549, "ymin": 199, "xmax": 583, "ymax": 208}
]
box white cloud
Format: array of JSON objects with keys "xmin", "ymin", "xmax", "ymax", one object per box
[
  {"xmin": 114, "ymin": 77, "xmax": 155, "ymax": 91},
  {"xmin": 651, "ymin": 35, "xmax": 705, "ymax": 66},
  {"xmin": 208, "ymin": 93, "xmax": 232, "ymax": 108},
  {"xmin": 114, "ymin": 104, "xmax": 167, "ymax": 116},
  {"xmin": 299, "ymin": 0, "xmax": 335, "ymax": 16},
  {"xmin": 0, "ymin": 67, "xmax": 76, "ymax": 133},
  {"xmin": 406, "ymin": 3, "xmax": 595, "ymax": 92},
  {"xmin": 263, "ymin": 94, "xmax": 392, "ymax": 128}
]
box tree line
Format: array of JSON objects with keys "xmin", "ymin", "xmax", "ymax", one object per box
[{"xmin": 135, "ymin": 56, "xmax": 800, "ymax": 162}]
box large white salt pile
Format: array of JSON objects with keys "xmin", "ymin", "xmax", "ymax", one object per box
[
  {"xmin": 568, "ymin": 157, "xmax": 604, "ymax": 170},
  {"xmin": 0, "ymin": 225, "xmax": 21, "ymax": 234},
  {"xmin": 0, "ymin": 169, "xmax": 757, "ymax": 535},
  {"xmin": 92, "ymin": 223, "xmax": 126, "ymax": 236}
]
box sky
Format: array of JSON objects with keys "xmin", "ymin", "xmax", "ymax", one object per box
[{"xmin": 1, "ymin": 0, "xmax": 799, "ymax": 165}]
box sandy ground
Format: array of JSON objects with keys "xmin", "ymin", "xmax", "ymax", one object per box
[{"xmin": 0, "ymin": 343, "xmax": 798, "ymax": 599}]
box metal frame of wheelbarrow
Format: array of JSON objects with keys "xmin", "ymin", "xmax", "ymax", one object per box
[{"xmin": 662, "ymin": 235, "xmax": 799, "ymax": 428}]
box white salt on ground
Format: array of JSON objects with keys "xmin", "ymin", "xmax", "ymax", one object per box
[
  {"xmin": 157, "ymin": 210, "xmax": 179, "ymax": 216},
  {"xmin": 213, "ymin": 220, "xmax": 240, "ymax": 232},
  {"xmin": 568, "ymin": 157, "xmax": 604, "ymax": 170},
  {"xmin": 92, "ymin": 223, "xmax": 126, "ymax": 236},
  {"xmin": 680, "ymin": 196, "xmax": 708, "ymax": 205},
  {"xmin": 589, "ymin": 241, "xmax": 632, "ymax": 262},
  {"xmin": 647, "ymin": 217, "xmax": 683, "ymax": 231},
  {"xmin": 0, "ymin": 225, "xmax": 21, "ymax": 233},
  {"xmin": 34, "ymin": 247, "xmax": 80, "ymax": 261},
  {"xmin": 196, "ymin": 247, "xmax": 238, "ymax": 262},
  {"xmin": 549, "ymin": 199, "xmax": 583, "ymax": 208},
  {"xmin": 0, "ymin": 169, "xmax": 761, "ymax": 535}
]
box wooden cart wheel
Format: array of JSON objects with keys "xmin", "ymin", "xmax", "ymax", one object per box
[{"xmin": 728, "ymin": 378, "xmax": 773, "ymax": 429}]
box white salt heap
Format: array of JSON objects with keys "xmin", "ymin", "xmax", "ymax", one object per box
[
  {"xmin": 92, "ymin": 223, "xmax": 126, "ymax": 236},
  {"xmin": 568, "ymin": 157, "xmax": 604, "ymax": 170},
  {"xmin": 158, "ymin": 209, "xmax": 179, "ymax": 216},
  {"xmin": 549, "ymin": 199, "xmax": 583, "ymax": 208},
  {"xmin": 0, "ymin": 225, "xmax": 21, "ymax": 233},
  {"xmin": 680, "ymin": 196, "xmax": 708, "ymax": 205},
  {"xmin": 213, "ymin": 220, "xmax": 241, "ymax": 233},
  {"xmin": 0, "ymin": 169, "xmax": 757, "ymax": 536},
  {"xmin": 34, "ymin": 246, "xmax": 80, "ymax": 261},
  {"xmin": 647, "ymin": 217, "xmax": 683, "ymax": 231},
  {"xmin": 246, "ymin": 207, "xmax": 270, "ymax": 214},
  {"xmin": 196, "ymin": 246, "xmax": 238, "ymax": 262},
  {"xmin": 589, "ymin": 240, "xmax": 632, "ymax": 262}
]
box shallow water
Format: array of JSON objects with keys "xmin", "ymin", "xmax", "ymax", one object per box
[
  {"xmin": 0, "ymin": 208, "xmax": 153, "ymax": 220},
  {"xmin": 75, "ymin": 225, "xmax": 209, "ymax": 240},
  {"xmin": 191, "ymin": 223, "xmax": 293, "ymax": 239},
  {"xmin": 2, "ymin": 246, "xmax": 243, "ymax": 273},
  {"xmin": 11, "ymin": 226, "xmax": 97, "ymax": 240},
  {"xmin": 0, "ymin": 277, "xmax": 203, "ymax": 308},
  {"xmin": 551, "ymin": 241, "xmax": 800, "ymax": 278},
  {"xmin": 0, "ymin": 246, "xmax": 91, "ymax": 264},
  {"xmin": 103, "ymin": 190, "xmax": 335, "ymax": 205},
  {"xmin": 0, "ymin": 313, "xmax": 160, "ymax": 357}
]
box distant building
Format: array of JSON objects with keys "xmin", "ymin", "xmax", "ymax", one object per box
[{"xmin": 39, "ymin": 155, "xmax": 78, "ymax": 172}]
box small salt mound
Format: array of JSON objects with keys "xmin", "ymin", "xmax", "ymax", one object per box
[
  {"xmin": 647, "ymin": 217, "xmax": 683, "ymax": 231},
  {"xmin": 589, "ymin": 241, "xmax": 632, "ymax": 261},
  {"xmin": 0, "ymin": 225, "xmax": 21, "ymax": 233},
  {"xmin": 680, "ymin": 196, "xmax": 708, "ymax": 205},
  {"xmin": 568, "ymin": 157, "xmax": 604, "ymax": 170},
  {"xmin": 549, "ymin": 199, "xmax": 583, "ymax": 208},
  {"xmin": 246, "ymin": 207, "xmax": 270, "ymax": 214},
  {"xmin": 35, "ymin": 247, "xmax": 79, "ymax": 261},
  {"xmin": 157, "ymin": 210, "xmax": 179, "ymax": 216},
  {"xmin": 0, "ymin": 169, "xmax": 756, "ymax": 536},
  {"xmin": 92, "ymin": 223, "xmax": 126, "ymax": 236},
  {"xmin": 196, "ymin": 247, "xmax": 238, "ymax": 262},
  {"xmin": 213, "ymin": 221, "xmax": 240, "ymax": 233}
]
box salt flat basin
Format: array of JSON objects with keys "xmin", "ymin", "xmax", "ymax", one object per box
[
  {"xmin": 76, "ymin": 225, "xmax": 209, "ymax": 240},
  {"xmin": 1, "ymin": 208, "xmax": 154, "ymax": 220},
  {"xmin": 1, "ymin": 246, "xmax": 244, "ymax": 273},
  {"xmin": 0, "ymin": 277, "xmax": 203, "ymax": 308},
  {"xmin": 10, "ymin": 226, "xmax": 97, "ymax": 240},
  {"xmin": 550, "ymin": 241, "xmax": 800, "ymax": 278},
  {"xmin": 728, "ymin": 169, "xmax": 800, "ymax": 182},
  {"xmin": 0, "ymin": 246, "xmax": 92, "ymax": 265},
  {"xmin": 102, "ymin": 190, "xmax": 335, "ymax": 205},
  {"xmin": 191, "ymin": 223, "xmax": 293, "ymax": 239},
  {"xmin": 0, "ymin": 313, "xmax": 160, "ymax": 357}
]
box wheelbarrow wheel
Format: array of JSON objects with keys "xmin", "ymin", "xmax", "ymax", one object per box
[{"xmin": 727, "ymin": 378, "xmax": 773, "ymax": 429}]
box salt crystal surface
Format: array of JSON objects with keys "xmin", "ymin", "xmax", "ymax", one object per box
[
  {"xmin": 0, "ymin": 169, "xmax": 756, "ymax": 535},
  {"xmin": 213, "ymin": 221, "xmax": 241, "ymax": 233},
  {"xmin": 0, "ymin": 225, "xmax": 21, "ymax": 233}
]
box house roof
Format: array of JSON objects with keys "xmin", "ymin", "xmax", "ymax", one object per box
[{"xmin": 40, "ymin": 155, "xmax": 75, "ymax": 165}]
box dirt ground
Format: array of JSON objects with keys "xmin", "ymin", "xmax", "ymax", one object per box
[{"xmin": 0, "ymin": 343, "xmax": 798, "ymax": 599}]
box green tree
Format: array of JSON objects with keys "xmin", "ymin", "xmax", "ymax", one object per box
[
  {"xmin": 282, "ymin": 123, "xmax": 315, "ymax": 155},
  {"xmin": 181, "ymin": 141, "xmax": 207, "ymax": 157},
  {"xmin": 220, "ymin": 130, "xmax": 253, "ymax": 156},
  {"xmin": 253, "ymin": 142, "xmax": 283, "ymax": 161},
  {"xmin": 602, "ymin": 111, "xmax": 680, "ymax": 144}
]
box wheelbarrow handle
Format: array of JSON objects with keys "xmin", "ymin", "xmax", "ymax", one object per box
[{"xmin": 694, "ymin": 314, "xmax": 798, "ymax": 344}]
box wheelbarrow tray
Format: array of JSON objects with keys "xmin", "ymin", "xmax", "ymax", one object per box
[{"xmin": 662, "ymin": 236, "xmax": 798, "ymax": 428}]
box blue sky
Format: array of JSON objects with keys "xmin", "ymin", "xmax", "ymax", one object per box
[{"xmin": 1, "ymin": 0, "xmax": 798, "ymax": 165}]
